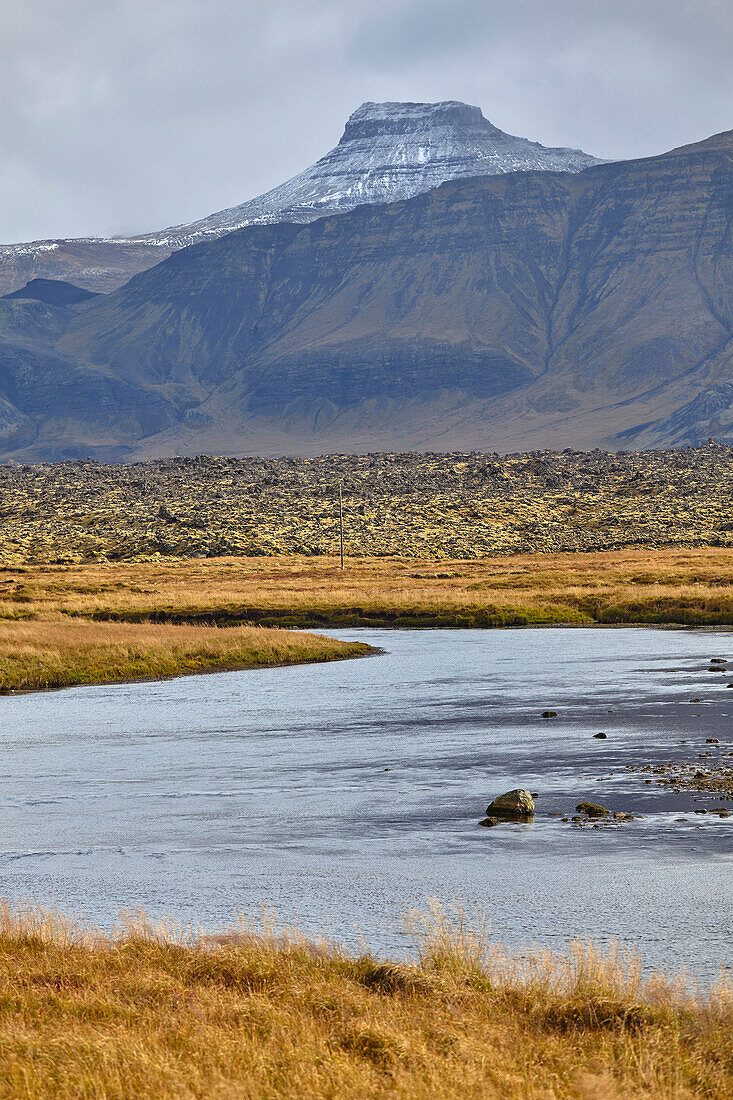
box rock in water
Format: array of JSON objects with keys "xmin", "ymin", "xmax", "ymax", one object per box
[
  {"xmin": 576, "ymin": 801, "xmax": 609, "ymax": 817},
  {"xmin": 486, "ymin": 789, "xmax": 535, "ymax": 818}
]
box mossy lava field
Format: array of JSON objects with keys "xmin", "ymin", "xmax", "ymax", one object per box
[{"xmin": 1, "ymin": 442, "xmax": 733, "ymax": 565}]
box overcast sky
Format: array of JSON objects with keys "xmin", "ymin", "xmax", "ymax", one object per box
[{"xmin": 1, "ymin": 0, "xmax": 731, "ymax": 243}]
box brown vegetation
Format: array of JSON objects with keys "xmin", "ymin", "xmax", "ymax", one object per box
[
  {"xmin": 0, "ymin": 619, "xmax": 371, "ymax": 693},
  {"xmin": 2, "ymin": 546, "xmax": 733, "ymax": 629},
  {"xmin": 3, "ymin": 544, "xmax": 732, "ymax": 691},
  {"xmin": 0, "ymin": 900, "xmax": 729, "ymax": 1100}
]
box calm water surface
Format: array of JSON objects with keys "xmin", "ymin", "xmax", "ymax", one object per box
[{"xmin": 1, "ymin": 627, "xmax": 731, "ymax": 977}]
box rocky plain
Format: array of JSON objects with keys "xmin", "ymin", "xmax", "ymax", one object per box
[{"xmin": 1, "ymin": 441, "xmax": 732, "ymax": 564}]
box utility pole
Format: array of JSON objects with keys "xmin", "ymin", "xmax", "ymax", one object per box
[{"xmin": 339, "ymin": 482, "xmax": 345, "ymax": 570}]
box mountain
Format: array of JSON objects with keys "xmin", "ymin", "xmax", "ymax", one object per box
[
  {"xmin": 143, "ymin": 100, "xmax": 602, "ymax": 244},
  {"xmin": 0, "ymin": 128, "xmax": 729, "ymax": 461},
  {"xmin": 0, "ymin": 101, "xmax": 601, "ymax": 296}
]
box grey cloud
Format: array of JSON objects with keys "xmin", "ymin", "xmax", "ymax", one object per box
[{"xmin": 0, "ymin": 0, "xmax": 731, "ymax": 242}]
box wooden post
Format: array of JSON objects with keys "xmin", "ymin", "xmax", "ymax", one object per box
[{"xmin": 339, "ymin": 482, "xmax": 344, "ymax": 570}]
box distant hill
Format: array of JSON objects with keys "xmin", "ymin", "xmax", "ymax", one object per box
[
  {"xmin": 3, "ymin": 278, "xmax": 100, "ymax": 307},
  {"xmin": 0, "ymin": 127, "xmax": 729, "ymax": 461},
  {"xmin": 0, "ymin": 101, "xmax": 600, "ymax": 295}
]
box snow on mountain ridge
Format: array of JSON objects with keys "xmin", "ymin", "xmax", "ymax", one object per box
[
  {"xmin": 0, "ymin": 100, "xmax": 603, "ymax": 293},
  {"xmin": 129, "ymin": 99, "xmax": 603, "ymax": 248},
  {"xmin": 339, "ymin": 100, "xmax": 502, "ymax": 141}
]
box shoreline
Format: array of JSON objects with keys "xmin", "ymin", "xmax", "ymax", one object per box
[
  {"xmin": 0, "ymin": 619, "xmax": 376, "ymax": 696},
  {"xmin": 3, "ymin": 617, "xmax": 732, "ymax": 697},
  {"xmin": 3, "ymin": 547, "xmax": 733, "ymax": 694},
  {"xmin": 79, "ymin": 609, "xmax": 733, "ymax": 630},
  {"xmin": 0, "ymin": 643, "xmax": 380, "ymax": 697}
]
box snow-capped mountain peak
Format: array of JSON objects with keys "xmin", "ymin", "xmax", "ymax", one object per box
[
  {"xmin": 0, "ymin": 100, "xmax": 603, "ymax": 293},
  {"xmin": 135, "ymin": 100, "xmax": 602, "ymax": 248}
]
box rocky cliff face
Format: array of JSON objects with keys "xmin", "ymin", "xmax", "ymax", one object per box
[
  {"xmin": 0, "ymin": 128, "xmax": 729, "ymax": 461},
  {"xmin": 0, "ymin": 101, "xmax": 600, "ymax": 295}
]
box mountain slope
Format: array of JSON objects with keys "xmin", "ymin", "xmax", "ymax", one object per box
[
  {"xmin": 0, "ymin": 101, "xmax": 601, "ymax": 295},
  {"xmin": 0, "ymin": 128, "xmax": 730, "ymax": 461}
]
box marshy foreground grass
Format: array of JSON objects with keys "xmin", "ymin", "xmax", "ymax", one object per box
[
  {"xmin": 0, "ymin": 619, "xmax": 371, "ymax": 693},
  {"xmin": 0, "ymin": 900, "xmax": 729, "ymax": 1099}
]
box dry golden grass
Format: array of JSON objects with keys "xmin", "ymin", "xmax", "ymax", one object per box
[
  {"xmin": 2, "ymin": 546, "xmax": 733, "ymax": 628},
  {"xmin": 2, "ymin": 546, "xmax": 731, "ymax": 690},
  {"xmin": 0, "ymin": 899, "xmax": 729, "ymax": 1100},
  {"xmin": 0, "ymin": 618, "xmax": 371, "ymax": 693}
]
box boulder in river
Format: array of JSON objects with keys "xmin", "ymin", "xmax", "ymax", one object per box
[
  {"xmin": 576, "ymin": 801, "xmax": 609, "ymax": 817},
  {"xmin": 479, "ymin": 816, "xmax": 500, "ymax": 828},
  {"xmin": 542, "ymin": 710, "xmax": 558, "ymax": 719},
  {"xmin": 486, "ymin": 789, "xmax": 535, "ymax": 818},
  {"xmin": 593, "ymin": 732, "xmax": 608, "ymax": 739}
]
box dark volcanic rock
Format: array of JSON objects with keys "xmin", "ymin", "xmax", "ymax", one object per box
[{"xmin": 2, "ymin": 442, "xmax": 733, "ymax": 562}]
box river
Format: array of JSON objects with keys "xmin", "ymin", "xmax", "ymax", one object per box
[{"xmin": 1, "ymin": 627, "xmax": 731, "ymax": 978}]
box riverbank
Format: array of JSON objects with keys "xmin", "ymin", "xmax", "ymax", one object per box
[
  {"xmin": 0, "ymin": 900, "xmax": 729, "ymax": 1100},
  {"xmin": 1, "ymin": 547, "xmax": 731, "ymax": 691},
  {"xmin": 0, "ymin": 619, "xmax": 372, "ymax": 693},
  {"xmin": 2, "ymin": 547, "xmax": 733, "ymax": 629}
]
